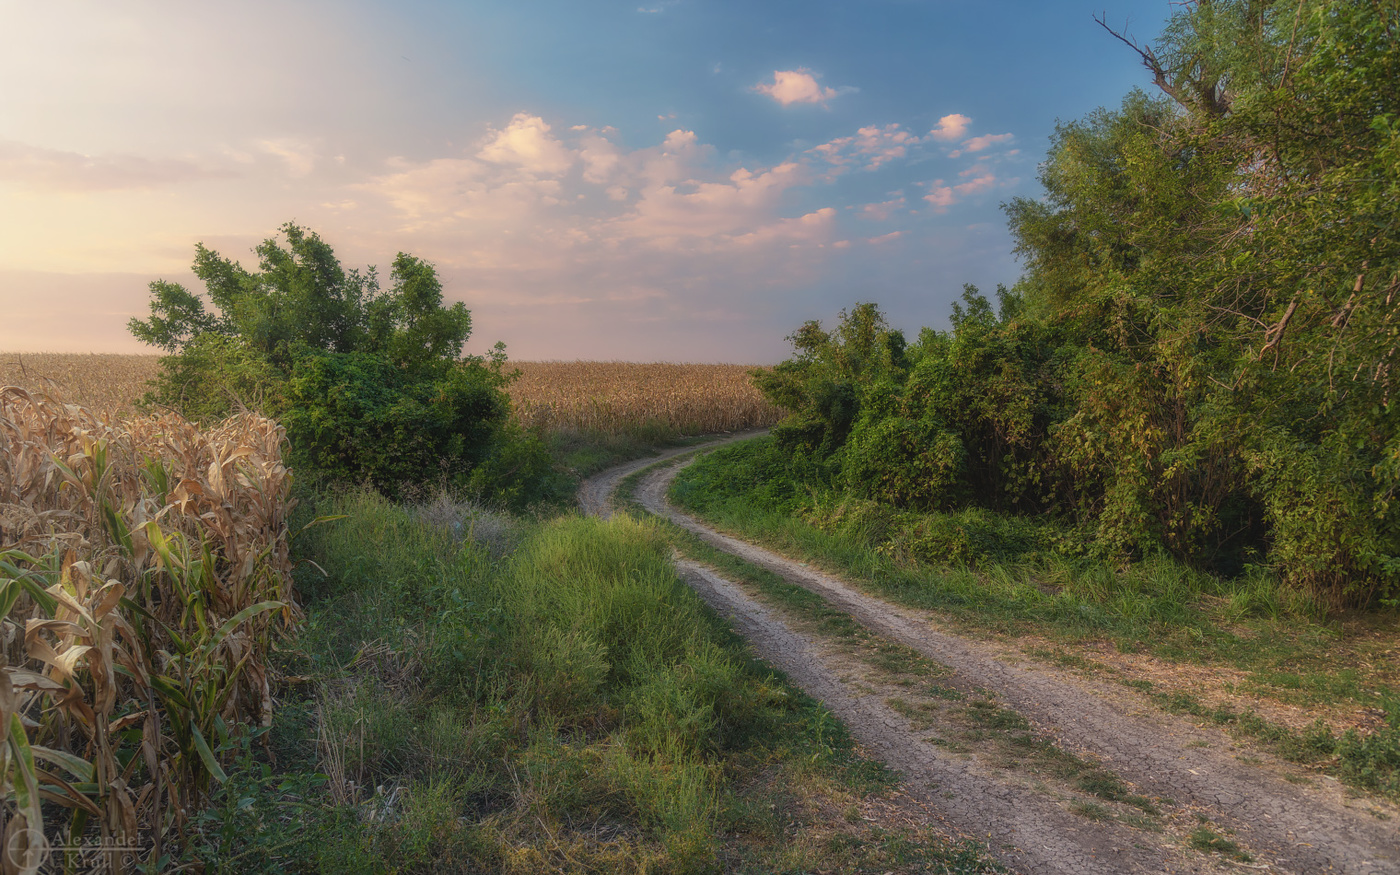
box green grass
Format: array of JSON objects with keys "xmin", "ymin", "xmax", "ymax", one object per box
[
  {"xmin": 1188, "ymin": 825, "xmax": 1252, "ymax": 862},
  {"xmin": 191, "ymin": 485, "xmax": 1004, "ymax": 873},
  {"xmin": 665, "ymin": 436, "xmax": 1400, "ymax": 802}
]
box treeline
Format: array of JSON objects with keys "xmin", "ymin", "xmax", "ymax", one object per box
[{"xmin": 757, "ymin": 0, "xmax": 1400, "ymax": 606}]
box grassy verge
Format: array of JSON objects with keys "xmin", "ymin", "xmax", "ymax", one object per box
[
  {"xmin": 191, "ymin": 486, "xmax": 1004, "ymax": 873},
  {"xmin": 664, "ymin": 437, "xmax": 1400, "ymax": 803}
]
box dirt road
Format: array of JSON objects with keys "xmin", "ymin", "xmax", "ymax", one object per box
[{"xmin": 582, "ymin": 437, "xmax": 1400, "ymax": 874}]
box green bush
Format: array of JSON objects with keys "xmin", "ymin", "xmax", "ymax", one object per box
[{"xmin": 130, "ymin": 222, "xmax": 546, "ymax": 503}]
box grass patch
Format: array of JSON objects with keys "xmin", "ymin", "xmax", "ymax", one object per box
[
  {"xmin": 1188, "ymin": 826, "xmax": 1252, "ymax": 862},
  {"xmin": 545, "ymin": 426, "xmax": 714, "ymax": 479},
  {"xmin": 206, "ymin": 485, "xmax": 1005, "ymax": 873}
]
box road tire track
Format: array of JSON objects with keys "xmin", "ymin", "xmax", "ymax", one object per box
[{"xmin": 583, "ymin": 438, "xmax": 1400, "ymax": 873}]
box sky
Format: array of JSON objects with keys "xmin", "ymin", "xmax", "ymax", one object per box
[{"xmin": 0, "ymin": 0, "xmax": 1173, "ymax": 363}]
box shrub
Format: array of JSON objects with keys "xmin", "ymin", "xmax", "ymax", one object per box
[{"xmin": 130, "ymin": 223, "xmax": 531, "ymax": 500}]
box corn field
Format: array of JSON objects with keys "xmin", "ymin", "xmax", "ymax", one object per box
[
  {"xmin": 0, "ymin": 385, "xmax": 295, "ymax": 872},
  {"xmin": 508, "ymin": 362, "xmax": 782, "ymax": 435},
  {"xmin": 0, "ymin": 356, "xmax": 160, "ymax": 417},
  {"xmin": 0, "ymin": 354, "xmax": 784, "ymax": 439}
]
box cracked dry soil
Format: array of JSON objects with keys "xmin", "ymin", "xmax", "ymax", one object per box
[{"xmin": 581, "ymin": 436, "xmax": 1400, "ymax": 875}]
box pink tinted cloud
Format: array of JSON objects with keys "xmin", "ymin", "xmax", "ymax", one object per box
[
  {"xmin": 949, "ymin": 132, "xmax": 1015, "ymax": 158},
  {"xmin": 477, "ymin": 113, "xmax": 575, "ymax": 176},
  {"xmin": 811, "ymin": 124, "xmax": 918, "ymax": 170},
  {"xmin": 858, "ymin": 196, "xmax": 905, "ymax": 220},
  {"xmin": 960, "ymin": 132, "xmax": 1014, "ymax": 153},
  {"xmin": 924, "ymin": 183, "xmax": 956, "ymax": 212},
  {"xmin": 753, "ymin": 69, "xmax": 848, "ymax": 106},
  {"xmin": 923, "ymin": 170, "xmax": 1010, "ymax": 212},
  {"xmin": 0, "ymin": 140, "xmax": 235, "ymax": 192},
  {"xmin": 929, "ymin": 113, "xmax": 972, "ymax": 141},
  {"xmin": 613, "ymin": 161, "xmax": 810, "ymax": 243}
]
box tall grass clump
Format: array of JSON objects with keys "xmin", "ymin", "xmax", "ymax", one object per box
[
  {"xmin": 293, "ymin": 492, "xmax": 790, "ymax": 871},
  {"xmin": 0, "ymin": 385, "xmax": 294, "ymax": 872}
]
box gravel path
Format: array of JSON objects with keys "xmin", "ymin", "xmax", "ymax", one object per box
[{"xmin": 582, "ymin": 436, "xmax": 1400, "ymax": 874}]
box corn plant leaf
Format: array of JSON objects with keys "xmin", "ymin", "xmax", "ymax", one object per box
[
  {"xmin": 34, "ymin": 766, "xmax": 102, "ymax": 816},
  {"xmin": 189, "ymin": 720, "xmax": 228, "ymax": 784},
  {"xmin": 30, "ymin": 745, "xmax": 95, "ymax": 782},
  {"xmin": 204, "ymin": 600, "xmax": 284, "ymax": 656}
]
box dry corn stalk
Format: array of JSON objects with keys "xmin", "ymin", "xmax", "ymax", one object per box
[{"xmin": 0, "ymin": 385, "xmax": 296, "ymax": 872}]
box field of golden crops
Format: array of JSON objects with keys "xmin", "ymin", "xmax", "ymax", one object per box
[
  {"xmin": 0, "ymin": 353, "xmax": 161, "ymax": 415},
  {"xmin": 508, "ymin": 361, "xmax": 782, "ymax": 435},
  {"xmin": 1, "ymin": 354, "xmax": 785, "ymax": 435}
]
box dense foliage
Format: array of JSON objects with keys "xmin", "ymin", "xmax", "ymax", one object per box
[
  {"xmin": 130, "ymin": 223, "xmax": 553, "ymax": 499},
  {"xmin": 757, "ymin": 0, "xmax": 1400, "ymax": 606}
]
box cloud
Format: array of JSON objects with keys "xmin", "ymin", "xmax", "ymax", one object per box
[
  {"xmin": 257, "ymin": 138, "xmax": 318, "ymax": 177},
  {"xmin": 477, "ymin": 113, "xmax": 575, "ymax": 176},
  {"xmin": 811, "ymin": 124, "xmax": 919, "ymax": 170},
  {"xmin": 0, "ymin": 140, "xmax": 234, "ymax": 192},
  {"xmin": 922, "ymin": 170, "xmax": 1012, "ymax": 212},
  {"xmin": 929, "ymin": 114, "xmax": 972, "ymax": 141},
  {"xmin": 349, "ymin": 110, "xmax": 1027, "ymax": 359},
  {"xmin": 948, "ymin": 132, "xmax": 1015, "ymax": 158},
  {"xmin": 611, "ymin": 161, "xmax": 811, "ymax": 243},
  {"xmin": 961, "ymin": 133, "xmax": 1014, "ymax": 152},
  {"xmin": 578, "ymin": 134, "xmax": 621, "ymax": 184},
  {"xmin": 753, "ymin": 69, "xmax": 851, "ymax": 106},
  {"xmin": 858, "ymin": 196, "xmax": 906, "ymax": 221}
]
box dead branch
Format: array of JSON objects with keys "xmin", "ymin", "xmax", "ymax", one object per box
[{"xmin": 1258, "ymin": 296, "xmax": 1300, "ymax": 362}]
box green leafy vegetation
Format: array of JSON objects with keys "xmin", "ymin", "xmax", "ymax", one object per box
[
  {"xmin": 752, "ymin": 0, "xmax": 1400, "ymax": 607},
  {"xmin": 129, "ymin": 222, "xmax": 558, "ymax": 504}
]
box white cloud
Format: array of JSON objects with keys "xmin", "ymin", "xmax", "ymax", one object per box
[
  {"xmin": 477, "ymin": 113, "xmax": 575, "ymax": 176},
  {"xmin": 753, "ymin": 69, "xmax": 851, "ymax": 106},
  {"xmin": 611, "ymin": 161, "xmax": 811, "ymax": 243}
]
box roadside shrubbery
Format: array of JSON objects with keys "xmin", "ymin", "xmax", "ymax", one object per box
[
  {"xmin": 753, "ymin": 0, "xmax": 1400, "ymax": 607},
  {"xmin": 129, "ymin": 222, "xmax": 558, "ymax": 505}
]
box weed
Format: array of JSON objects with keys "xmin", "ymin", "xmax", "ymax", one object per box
[
  {"xmin": 1069, "ymin": 801, "xmax": 1113, "ymax": 821},
  {"xmin": 1188, "ymin": 826, "xmax": 1253, "ymax": 861}
]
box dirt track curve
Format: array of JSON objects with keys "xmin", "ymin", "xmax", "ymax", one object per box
[{"xmin": 581, "ymin": 435, "xmax": 1400, "ymax": 874}]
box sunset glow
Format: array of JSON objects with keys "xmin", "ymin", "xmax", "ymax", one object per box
[{"xmin": 0, "ymin": 0, "xmax": 1171, "ymax": 361}]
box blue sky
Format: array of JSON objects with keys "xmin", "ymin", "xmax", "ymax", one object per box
[{"xmin": 0, "ymin": 0, "xmax": 1173, "ymax": 362}]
